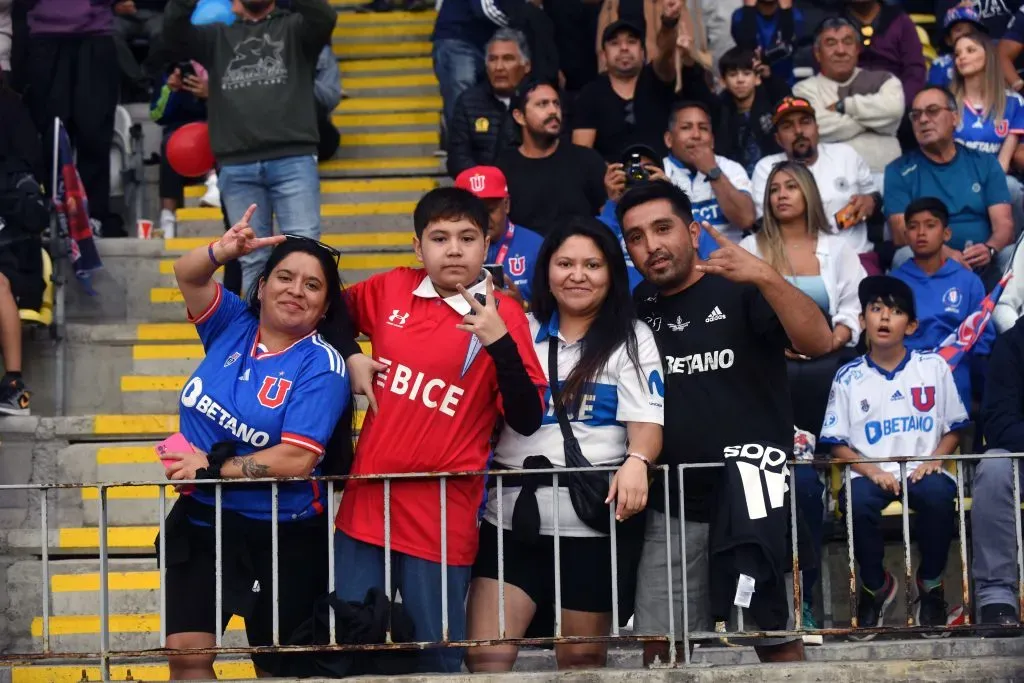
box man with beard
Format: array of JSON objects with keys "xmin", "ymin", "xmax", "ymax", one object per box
[
  {"xmin": 163, "ymin": 0, "xmax": 335, "ymax": 296},
  {"xmin": 497, "ymin": 79, "xmax": 608, "ymax": 237},
  {"xmin": 572, "ymin": 0, "xmax": 714, "ymax": 162},
  {"xmin": 617, "ymin": 180, "xmax": 831, "ymax": 665},
  {"xmin": 752, "ymin": 96, "xmax": 881, "ymax": 273}
]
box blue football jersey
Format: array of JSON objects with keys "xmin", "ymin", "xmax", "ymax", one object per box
[
  {"xmin": 179, "ymin": 285, "xmax": 351, "ymax": 521},
  {"xmin": 487, "ymin": 222, "xmax": 543, "ymax": 303},
  {"xmin": 955, "ymin": 93, "xmax": 1024, "ymax": 155}
]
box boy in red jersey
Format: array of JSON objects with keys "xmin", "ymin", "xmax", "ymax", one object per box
[{"xmin": 336, "ymin": 188, "xmax": 547, "ymax": 672}]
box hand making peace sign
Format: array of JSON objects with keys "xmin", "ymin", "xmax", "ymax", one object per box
[
  {"xmin": 214, "ymin": 204, "xmax": 285, "ymax": 262},
  {"xmin": 455, "ymin": 272, "xmax": 508, "ymax": 346}
]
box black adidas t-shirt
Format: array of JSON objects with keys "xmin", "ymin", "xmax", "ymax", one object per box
[{"xmin": 635, "ymin": 274, "xmax": 792, "ymax": 523}]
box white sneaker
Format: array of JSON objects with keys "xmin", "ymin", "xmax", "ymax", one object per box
[
  {"xmin": 200, "ymin": 174, "xmax": 221, "ymax": 208},
  {"xmin": 160, "ymin": 209, "xmax": 176, "ymax": 239}
]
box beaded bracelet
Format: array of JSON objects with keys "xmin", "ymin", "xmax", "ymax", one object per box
[
  {"xmin": 627, "ymin": 452, "xmax": 653, "ymax": 468},
  {"xmin": 208, "ymin": 242, "xmax": 223, "ymax": 266}
]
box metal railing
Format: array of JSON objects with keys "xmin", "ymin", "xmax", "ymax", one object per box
[{"xmin": 2, "ymin": 451, "xmax": 1023, "ymax": 679}]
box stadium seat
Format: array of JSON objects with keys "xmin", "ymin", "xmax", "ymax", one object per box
[
  {"xmin": 828, "ymin": 461, "xmax": 967, "ymax": 518},
  {"xmin": 18, "ymin": 248, "xmax": 53, "ymax": 328}
]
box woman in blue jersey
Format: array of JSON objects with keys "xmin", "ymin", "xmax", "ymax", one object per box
[
  {"xmin": 951, "ymin": 31, "xmax": 1024, "ymax": 172},
  {"xmin": 465, "ymin": 217, "xmax": 664, "ymax": 672},
  {"xmin": 160, "ymin": 204, "xmax": 356, "ymax": 680}
]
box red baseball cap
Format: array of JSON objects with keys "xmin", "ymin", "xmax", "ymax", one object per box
[{"xmin": 454, "ymin": 166, "xmax": 509, "ymax": 199}]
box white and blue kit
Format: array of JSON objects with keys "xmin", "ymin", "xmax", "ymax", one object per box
[
  {"xmin": 955, "ymin": 93, "xmax": 1024, "ymax": 156},
  {"xmin": 663, "ymin": 154, "xmax": 753, "ymax": 244},
  {"xmin": 179, "ymin": 284, "xmax": 351, "ymax": 521},
  {"xmin": 820, "ymin": 351, "xmax": 969, "ymax": 478}
]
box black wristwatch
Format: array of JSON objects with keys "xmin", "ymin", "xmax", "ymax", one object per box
[
  {"xmin": 706, "ymin": 166, "xmax": 723, "ymax": 182},
  {"xmin": 835, "ymin": 99, "xmax": 846, "ymax": 115},
  {"xmin": 985, "ymin": 244, "xmax": 998, "ymax": 261}
]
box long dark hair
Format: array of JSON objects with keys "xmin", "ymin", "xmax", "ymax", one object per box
[
  {"xmin": 246, "ymin": 238, "xmax": 356, "ymax": 478},
  {"xmin": 530, "ymin": 217, "xmax": 642, "ymax": 411}
]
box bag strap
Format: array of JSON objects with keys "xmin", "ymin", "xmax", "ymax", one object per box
[{"xmin": 547, "ymin": 332, "xmax": 578, "ymax": 445}]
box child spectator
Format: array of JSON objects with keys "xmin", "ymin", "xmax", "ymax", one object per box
[
  {"xmin": 821, "ymin": 276, "xmax": 969, "ymax": 639},
  {"xmin": 149, "ymin": 59, "xmax": 218, "ymax": 238},
  {"xmin": 892, "ymin": 197, "xmax": 994, "ymax": 409},
  {"xmin": 714, "ymin": 46, "xmax": 790, "ymax": 178}
]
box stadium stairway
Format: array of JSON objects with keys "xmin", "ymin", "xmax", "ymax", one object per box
[{"xmin": 3, "ymin": 5, "xmax": 1024, "ymax": 682}]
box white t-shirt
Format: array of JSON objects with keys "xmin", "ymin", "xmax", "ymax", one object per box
[
  {"xmin": 819, "ymin": 351, "xmax": 969, "ymax": 478},
  {"xmin": 484, "ymin": 315, "xmax": 665, "ymax": 537},
  {"xmin": 752, "ymin": 142, "xmax": 876, "ymax": 255},
  {"xmin": 664, "ymin": 154, "xmax": 753, "ymax": 244}
]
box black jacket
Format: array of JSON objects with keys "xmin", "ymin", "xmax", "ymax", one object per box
[
  {"xmin": 709, "ymin": 442, "xmax": 794, "ymax": 629},
  {"xmin": 446, "ymin": 81, "xmax": 519, "ymax": 178},
  {"xmin": 983, "ymin": 318, "xmax": 1024, "ymax": 453},
  {"xmin": 713, "ymin": 75, "xmax": 790, "ymax": 177}
]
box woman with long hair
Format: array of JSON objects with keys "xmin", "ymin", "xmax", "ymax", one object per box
[
  {"xmin": 951, "ymin": 30, "xmax": 1024, "ymax": 172},
  {"xmin": 161, "ymin": 208, "xmax": 357, "ymax": 680},
  {"xmin": 740, "ymin": 161, "xmax": 865, "ymax": 636},
  {"xmin": 465, "ymin": 216, "xmax": 663, "ymax": 672}
]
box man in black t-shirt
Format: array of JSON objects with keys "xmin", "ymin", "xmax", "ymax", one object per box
[
  {"xmin": 571, "ymin": 5, "xmax": 714, "ymax": 162},
  {"xmin": 496, "ymin": 79, "xmax": 609, "ymax": 237},
  {"xmin": 617, "ymin": 181, "xmax": 831, "ymax": 664}
]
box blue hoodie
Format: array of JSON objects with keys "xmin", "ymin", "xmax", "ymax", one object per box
[
  {"xmin": 892, "ymin": 258, "xmax": 994, "ymax": 406},
  {"xmin": 598, "ymin": 199, "xmax": 718, "ymax": 292}
]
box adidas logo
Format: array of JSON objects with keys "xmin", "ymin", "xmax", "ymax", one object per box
[
  {"xmin": 252, "ymin": 580, "xmax": 261, "ymax": 593},
  {"xmin": 891, "ymin": 390, "xmax": 904, "ymax": 401},
  {"xmin": 705, "ymin": 306, "xmax": 727, "ymax": 323},
  {"xmin": 239, "ymin": 368, "xmax": 250, "ymax": 382}
]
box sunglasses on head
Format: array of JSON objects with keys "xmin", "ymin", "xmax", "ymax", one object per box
[{"xmin": 285, "ymin": 234, "xmax": 341, "ymax": 267}]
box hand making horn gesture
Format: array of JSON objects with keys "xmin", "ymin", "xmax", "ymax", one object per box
[
  {"xmin": 695, "ymin": 222, "xmax": 774, "ymax": 285},
  {"xmin": 455, "ymin": 271, "xmax": 508, "ymax": 346},
  {"xmin": 215, "ymin": 204, "xmax": 285, "ymax": 261}
]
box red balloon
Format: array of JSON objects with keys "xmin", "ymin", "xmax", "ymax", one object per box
[{"xmin": 166, "ymin": 122, "xmax": 215, "ymax": 178}]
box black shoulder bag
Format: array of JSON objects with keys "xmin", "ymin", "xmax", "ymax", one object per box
[{"xmin": 547, "ymin": 336, "xmax": 612, "ymax": 535}]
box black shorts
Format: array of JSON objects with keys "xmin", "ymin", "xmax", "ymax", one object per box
[
  {"xmin": 472, "ymin": 520, "xmax": 614, "ymax": 614},
  {"xmin": 164, "ymin": 508, "xmax": 328, "ymax": 671},
  {"xmin": 0, "ymin": 239, "xmax": 44, "ymax": 311}
]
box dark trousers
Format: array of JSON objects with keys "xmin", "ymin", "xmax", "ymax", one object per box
[
  {"xmin": 794, "ymin": 465, "xmax": 825, "ymax": 609},
  {"xmin": 25, "ymin": 34, "xmax": 120, "ymax": 231},
  {"xmin": 316, "ymin": 104, "xmax": 340, "ymax": 161}
]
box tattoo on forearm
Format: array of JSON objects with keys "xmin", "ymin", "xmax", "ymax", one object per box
[{"xmin": 237, "ymin": 457, "xmax": 270, "ymax": 479}]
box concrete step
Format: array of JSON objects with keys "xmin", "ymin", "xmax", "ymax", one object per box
[
  {"xmin": 333, "ymin": 40, "xmax": 431, "ymax": 60},
  {"xmin": 317, "ymin": 156, "xmax": 444, "ymax": 178},
  {"xmin": 331, "ymin": 111, "xmax": 440, "ymax": 132},
  {"xmin": 339, "ymin": 56, "xmax": 433, "ymax": 75}
]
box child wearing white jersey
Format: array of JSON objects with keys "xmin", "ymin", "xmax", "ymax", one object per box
[{"xmin": 820, "ymin": 276, "xmax": 969, "ymax": 639}]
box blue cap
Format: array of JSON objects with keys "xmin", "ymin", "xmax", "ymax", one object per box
[{"xmin": 943, "ymin": 6, "xmax": 986, "ymax": 34}]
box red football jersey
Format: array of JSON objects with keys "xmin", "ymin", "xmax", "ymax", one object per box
[{"xmin": 336, "ymin": 268, "xmax": 547, "ymax": 565}]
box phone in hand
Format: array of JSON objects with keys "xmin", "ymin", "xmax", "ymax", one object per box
[
  {"xmin": 762, "ymin": 42, "xmax": 793, "ymax": 66},
  {"xmin": 177, "ymin": 60, "xmax": 196, "ymax": 79},
  {"xmin": 835, "ymin": 203, "xmax": 858, "ymax": 231},
  {"xmin": 155, "ymin": 432, "xmax": 195, "ymax": 495},
  {"xmin": 483, "ymin": 263, "xmax": 505, "ymax": 285}
]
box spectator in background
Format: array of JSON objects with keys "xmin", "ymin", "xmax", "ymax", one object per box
[
  {"xmin": 994, "ymin": 241, "xmax": 1024, "ymax": 332},
  {"xmin": 998, "ymin": 2, "xmax": 1024, "ymax": 94},
  {"xmin": 163, "ymin": 0, "xmax": 337, "ymax": 297},
  {"xmin": 0, "ymin": 0, "xmax": 10, "ymax": 72},
  {"xmin": 845, "ymin": 0, "xmax": 925, "ymax": 107},
  {"xmin": 113, "ymin": 0, "xmax": 167, "ymax": 87},
  {"xmin": 974, "ymin": 317, "xmax": 1024, "ymax": 631},
  {"xmin": 573, "ymin": 6, "xmax": 711, "ymax": 163},
  {"xmin": 542, "ymin": 0, "xmax": 601, "ymax": 95},
  {"xmin": 662, "ymin": 101, "xmax": 755, "ymax": 244},
  {"xmin": 695, "ymin": 0, "xmax": 743, "ymax": 72},
  {"xmin": 731, "ymin": 0, "xmax": 802, "ymax": 86},
  {"xmin": 447, "ymin": 28, "xmax": 530, "ymax": 179},
  {"xmin": 714, "ymin": 46, "xmax": 791, "ymax": 178},
  {"xmin": 431, "ymin": 0, "xmax": 514, "ymax": 130},
  {"xmin": 314, "ymin": 45, "xmax": 342, "ymax": 161},
  {"xmin": 891, "ymin": 197, "xmax": 993, "ymax": 409},
  {"xmin": 149, "ymin": 59, "xmax": 212, "ymax": 239},
  {"xmin": 499, "ymin": 79, "xmax": 608, "ymax": 237},
  {"xmin": 753, "ymin": 97, "xmax": 881, "ymax": 273},
  {"xmin": 454, "ymin": 165, "xmax": 544, "ymax": 304},
  {"xmin": 936, "ymin": 0, "xmax": 1023, "ymax": 39},
  {"xmin": 794, "ymin": 17, "xmax": 905, "ymax": 175},
  {"xmin": 822, "ymin": 276, "xmax": 968, "ymax": 639},
  {"xmin": 884, "ymin": 86, "xmax": 1015, "ymax": 281},
  {"xmin": 929, "ymin": 5, "xmax": 987, "ymax": 88},
  {"xmin": 23, "ymin": 0, "xmax": 123, "ymax": 236}
]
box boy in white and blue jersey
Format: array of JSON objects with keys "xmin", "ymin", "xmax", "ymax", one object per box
[
  {"xmin": 180, "ymin": 284, "xmax": 350, "ymax": 521},
  {"xmin": 820, "ymin": 276, "xmax": 969, "ymax": 639}
]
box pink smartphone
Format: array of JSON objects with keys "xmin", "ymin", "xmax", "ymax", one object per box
[{"xmin": 156, "ymin": 432, "xmax": 195, "ymax": 495}]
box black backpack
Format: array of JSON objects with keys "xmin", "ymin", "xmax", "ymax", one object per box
[{"xmin": 0, "ymin": 158, "xmax": 48, "ymax": 240}]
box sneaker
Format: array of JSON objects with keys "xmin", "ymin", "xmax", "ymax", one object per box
[
  {"xmin": 159, "ymin": 209, "xmax": 176, "ymax": 239},
  {"xmin": 979, "ymin": 603, "xmax": 1021, "ymax": 637},
  {"xmin": 915, "ymin": 578, "xmax": 950, "ymax": 638},
  {"xmin": 850, "ymin": 571, "xmax": 896, "ymax": 641},
  {"xmin": 0, "ymin": 379, "xmax": 31, "ymax": 416},
  {"xmin": 200, "ymin": 175, "xmax": 221, "ymax": 208},
  {"xmin": 801, "ymin": 602, "xmax": 823, "ymax": 646}
]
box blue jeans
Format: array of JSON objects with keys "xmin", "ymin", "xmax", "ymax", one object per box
[
  {"xmin": 794, "ymin": 465, "xmax": 825, "ymax": 609},
  {"xmin": 432, "ymin": 38, "xmax": 484, "ymax": 130},
  {"xmin": 841, "ymin": 473, "xmax": 957, "ymax": 592},
  {"xmin": 333, "ymin": 530, "xmax": 470, "ymax": 673},
  {"xmin": 218, "ymin": 155, "xmax": 321, "ymax": 298}
]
